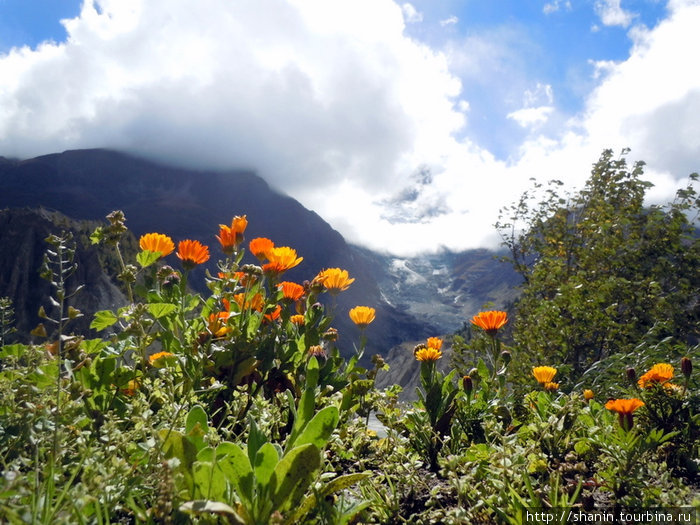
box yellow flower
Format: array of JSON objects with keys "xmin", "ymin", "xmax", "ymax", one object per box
[
  {"xmin": 139, "ymin": 233, "xmax": 175, "ymax": 257},
  {"xmin": 470, "ymin": 310, "xmax": 508, "ymax": 335},
  {"xmin": 349, "ymin": 306, "xmax": 376, "ymax": 328},
  {"xmin": 532, "ymin": 366, "xmax": 557, "ymax": 385},
  {"xmin": 637, "ymin": 363, "xmax": 674, "ymax": 389},
  {"xmin": 583, "ymin": 389, "xmax": 594, "ymax": 401},
  {"xmin": 290, "ymin": 314, "xmax": 305, "ymax": 326},
  {"xmin": 414, "ymin": 344, "xmax": 442, "ymax": 362},
  {"xmin": 263, "ymin": 246, "xmax": 303, "ymax": 275},
  {"xmin": 176, "ymin": 239, "xmax": 210, "ymax": 269},
  {"xmin": 317, "ymin": 268, "xmax": 355, "ymax": 295}
]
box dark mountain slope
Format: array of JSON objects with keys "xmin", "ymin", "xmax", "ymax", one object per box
[
  {"xmin": 0, "ymin": 208, "xmax": 126, "ymax": 341},
  {"xmin": 0, "ymin": 149, "xmax": 435, "ymax": 354}
]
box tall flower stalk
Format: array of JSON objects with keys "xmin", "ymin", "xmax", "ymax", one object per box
[
  {"xmin": 39, "ymin": 232, "xmax": 83, "ymax": 461},
  {"xmin": 412, "ymin": 337, "xmax": 458, "ymax": 472}
]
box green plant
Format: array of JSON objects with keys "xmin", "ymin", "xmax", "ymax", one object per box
[{"xmin": 497, "ymin": 149, "xmax": 700, "ymax": 379}]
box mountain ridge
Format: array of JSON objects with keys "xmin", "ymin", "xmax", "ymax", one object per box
[{"xmin": 0, "ymin": 149, "xmax": 440, "ymax": 354}]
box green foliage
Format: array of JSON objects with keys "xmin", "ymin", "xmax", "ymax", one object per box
[
  {"xmin": 0, "ymin": 189, "xmax": 697, "ymax": 524},
  {"xmin": 497, "ymin": 149, "xmax": 700, "ymax": 379}
]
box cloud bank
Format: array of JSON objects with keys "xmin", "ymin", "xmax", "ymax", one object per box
[{"xmin": 0, "ymin": 0, "xmax": 699, "ymax": 254}]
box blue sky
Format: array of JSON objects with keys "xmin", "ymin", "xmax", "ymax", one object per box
[
  {"xmin": 0, "ymin": 0, "xmax": 698, "ymax": 254},
  {"xmin": 0, "ymin": 0, "xmax": 81, "ymax": 50}
]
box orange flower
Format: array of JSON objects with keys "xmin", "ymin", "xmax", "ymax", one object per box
[
  {"xmin": 177, "ymin": 239, "xmax": 210, "ymax": 269},
  {"xmin": 233, "ymin": 292, "xmax": 264, "ymax": 312},
  {"xmin": 139, "ymin": 233, "xmax": 175, "ymax": 257},
  {"xmin": 605, "ymin": 398, "xmax": 645, "ymax": 414},
  {"xmin": 426, "ymin": 337, "xmax": 443, "ymax": 351},
  {"xmin": 532, "ymin": 366, "xmax": 557, "ymax": 385},
  {"xmin": 263, "ymin": 246, "xmax": 303, "ymax": 275},
  {"xmin": 290, "ymin": 314, "xmax": 305, "ymax": 326},
  {"xmin": 317, "ymin": 268, "xmax": 355, "ymax": 295},
  {"xmin": 120, "ymin": 379, "xmax": 140, "ymax": 396},
  {"xmin": 249, "ymin": 237, "xmax": 275, "ymax": 261},
  {"xmin": 349, "ymin": 306, "xmax": 376, "ymax": 328},
  {"xmin": 470, "ymin": 310, "xmax": 508, "ymax": 335},
  {"xmin": 637, "ymin": 363, "xmax": 674, "ymax": 389},
  {"xmin": 149, "ymin": 351, "xmax": 174, "ymax": 366},
  {"xmin": 605, "ymin": 398, "xmax": 645, "ymax": 430},
  {"xmin": 208, "ymin": 310, "xmax": 231, "ymax": 338},
  {"xmin": 216, "ymin": 215, "xmax": 247, "ymax": 254},
  {"xmin": 544, "ymin": 381, "xmax": 559, "ymax": 392},
  {"xmin": 583, "ymin": 389, "xmax": 594, "ymax": 401},
  {"xmin": 278, "ymin": 281, "xmax": 305, "ymax": 302},
  {"xmin": 264, "ymin": 304, "xmax": 282, "ymax": 322}
]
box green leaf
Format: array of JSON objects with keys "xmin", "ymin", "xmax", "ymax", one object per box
[
  {"xmin": 254, "ymin": 442, "xmax": 279, "ymax": 492},
  {"xmin": 185, "ymin": 405, "xmax": 209, "ymax": 453},
  {"xmin": 306, "ymin": 356, "xmax": 319, "ymax": 389},
  {"xmin": 216, "ymin": 441, "xmax": 254, "ymax": 507},
  {"xmin": 286, "ymin": 472, "xmax": 371, "ymax": 525},
  {"xmin": 286, "ymin": 387, "xmax": 316, "ymax": 452},
  {"xmin": 136, "ymin": 250, "xmax": 162, "ymax": 268},
  {"xmin": 193, "ymin": 461, "xmax": 226, "ymax": 501},
  {"xmin": 270, "ymin": 444, "xmax": 321, "ymax": 513},
  {"xmin": 290, "ymin": 406, "xmax": 339, "ymax": 450},
  {"xmin": 90, "ymin": 310, "xmax": 118, "ymax": 331},
  {"xmin": 147, "ymin": 303, "xmax": 178, "ymax": 319},
  {"xmin": 247, "ymin": 417, "xmax": 269, "ymax": 467},
  {"xmin": 159, "ymin": 429, "xmax": 198, "ymax": 495},
  {"xmin": 93, "ymin": 355, "xmax": 117, "ymax": 385},
  {"xmin": 89, "ymin": 227, "xmax": 104, "ymax": 245},
  {"xmin": 0, "ymin": 344, "xmax": 26, "ymax": 359}
]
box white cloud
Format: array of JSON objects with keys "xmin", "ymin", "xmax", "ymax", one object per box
[
  {"xmin": 440, "ymin": 16, "xmax": 458, "ymax": 27},
  {"xmin": 401, "ymin": 3, "xmax": 423, "ymax": 23},
  {"xmin": 507, "ymin": 106, "xmax": 554, "ymax": 127},
  {"xmin": 0, "ymin": 0, "xmax": 698, "ymax": 255},
  {"xmin": 543, "ymin": 1, "xmax": 572, "ymax": 15},
  {"xmin": 594, "ymin": 0, "xmax": 637, "ymax": 27},
  {"xmin": 506, "ymin": 83, "xmax": 555, "ymax": 128},
  {"xmin": 0, "ymin": 0, "xmax": 460, "ymax": 195},
  {"xmin": 580, "ymin": 1, "xmax": 700, "ymax": 179}
]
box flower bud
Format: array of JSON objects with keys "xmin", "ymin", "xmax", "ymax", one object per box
[
  {"xmin": 462, "ymin": 375, "xmax": 473, "ymax": 395},
  {"xmin": 544, "ymin": 381, "xmax": 559, "ymax": 392},
  {"xmin": 322, "ymin": 327, "xmax": 338, "ymax": 342},
  {"xmin": 308, "ymin": 345, "xmax": 326, "ymax": 359},
  {"xmin": 681, "ymin": 357, "xmax": 692, "ymax": 379},
  {"xmin": 626, "ymin": 367, "xmax": 637, "ymax": 383},
  {"xmin": 413, "ymin": 343, "xmax": 427, "ymax": 358},
  {"xmin": 583, "ymin": 389, "xmax": 594, "ymax": 401}
]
